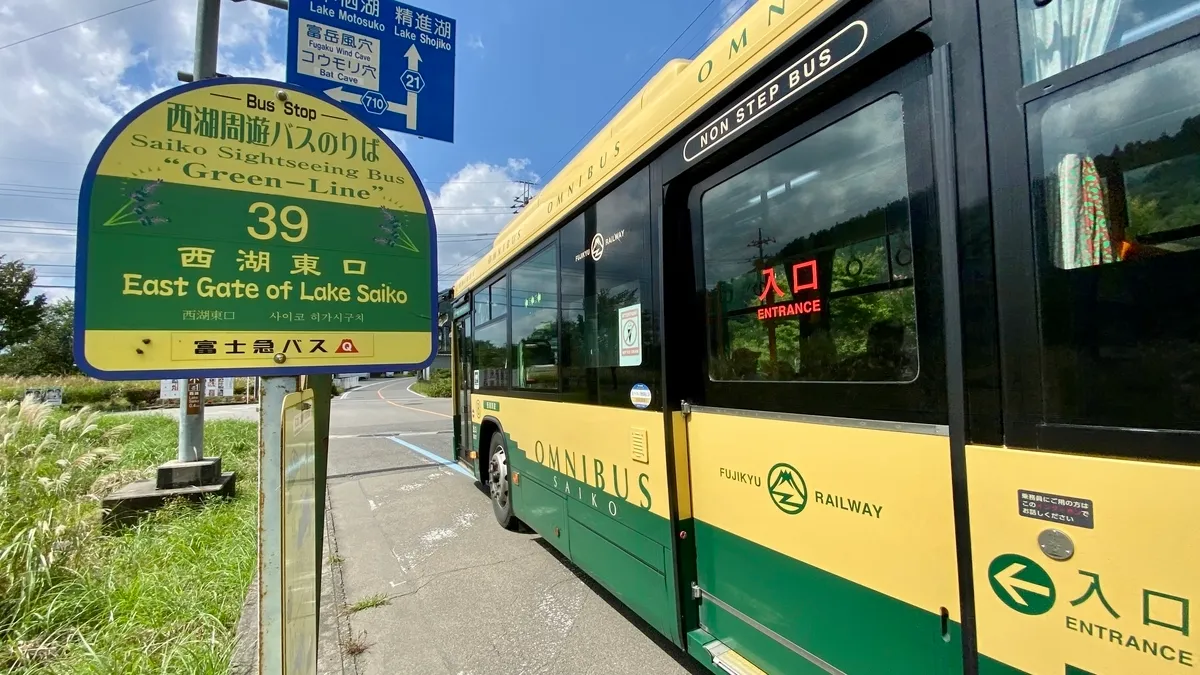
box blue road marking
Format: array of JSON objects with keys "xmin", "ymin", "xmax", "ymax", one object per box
[{"xmin": 388, "ymin": 436, "xmax": 472, "ymax": 478}]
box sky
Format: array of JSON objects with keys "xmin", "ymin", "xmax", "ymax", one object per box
[{"xmin": 0, "ymin": 0, "xmax": 753, "ymax": 301}]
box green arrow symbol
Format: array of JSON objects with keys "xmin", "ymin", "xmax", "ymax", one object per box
[{"xmin": 987, "ymin": 553, "xmax": 1056, "ymax": 615}]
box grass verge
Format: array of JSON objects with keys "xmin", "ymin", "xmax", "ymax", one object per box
[
  {"xmin": 345, "ymin": 593, "xmax": 390, "ymax": 614},
  {"xmin": 0, "ymin": 376, "xmax": 258, "ymax": 411},
  {"xmin": 410, "ymin": 368, "xmax": 451, "ymax": 398},
  {"xmin": 0, "ymin": 401, "xmax": 258, "ymax": 674}
]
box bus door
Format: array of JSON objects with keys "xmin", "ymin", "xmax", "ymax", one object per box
[
  {"xmin": 668, "ymin": 48, "xmax": 965, "ymax": 675},
  {"xmin": 454, "ymin": 314, "xmax": 473, "ymax": 464},
  {"xmin": 969, "ymin": 3, "xmax": 1200, "ymax": 674}
]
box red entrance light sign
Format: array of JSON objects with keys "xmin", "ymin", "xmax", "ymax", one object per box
[{"xmin": 756, "ymin": 259, "xmax": 822, "ymax": 321}]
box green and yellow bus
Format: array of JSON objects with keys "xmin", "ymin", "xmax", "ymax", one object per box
[{"xmin": 449, "ymin": 0, "xmax": 1200, "ymax": 673}]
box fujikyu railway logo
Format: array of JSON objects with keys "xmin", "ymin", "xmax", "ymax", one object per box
[
  {"xmin": 767, "ymin": 462, "xmax": 807, "ymax": 514},
  {"xmin": 590, "ymin": 233, "xmax": 605, "ymax": 261}
]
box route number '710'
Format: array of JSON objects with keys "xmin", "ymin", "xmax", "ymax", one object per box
[{"xmin": 247, "ymin": 202, "xmax": 310, "ymax": 242}]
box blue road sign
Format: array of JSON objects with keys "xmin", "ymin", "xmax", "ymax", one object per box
[{"xmin": 287, "ymin": 0, "xmax": 456, "ymax": 143}]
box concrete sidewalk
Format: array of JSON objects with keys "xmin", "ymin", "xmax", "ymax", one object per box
[
  {"xmin": 318, "ymin": 434, "xmax": 702, "ymax": 675},
  {"xmin": 230, "ymin": 385, "xmax": 703, "ymax": 675}
]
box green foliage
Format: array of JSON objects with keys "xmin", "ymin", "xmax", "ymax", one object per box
[
  {"xmin": 0, "ymin": 256, "xmax": 47, "ymax": 352},
  {"xmin": 0, "ymin": 378, "xmax": 161, "ymax": 411},
  {"xmin": 0, "ymin": 402, "xmax": 257, "ymax": 673},
  {"xmin": 0, "ymin": 377, "xmax": 253, "ymax": 410},
  {"xmin": 412, "ymin": 368, "xmax": 452, "ymax": 397},
  {"xmin": 0, "ymin": 299, "xmax": 78, "ymax": 377},
  {"xmin": 1122, "ymin": 153, "xmax": 1200, "ymax": 240},
  {"xmin": 345, "ymin": 593, "xmax": 391, "ymax": 614}
]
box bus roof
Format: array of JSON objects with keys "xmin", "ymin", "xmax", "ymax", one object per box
[{"xmin": 452, "ymin": 0, "xmax": 836, "ymax": 297}]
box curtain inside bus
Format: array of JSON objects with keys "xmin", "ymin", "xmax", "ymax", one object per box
[{"xmin": 1018, "ymin": 0, "xmax": 1200, "ymax": 84}]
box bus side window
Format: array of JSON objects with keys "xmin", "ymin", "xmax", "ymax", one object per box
[
  {"xmin": 558, "ymin": 169, "xmax": 660, "ymax": 407},
  {"xmin": 700, "ymin": 93, "xmax": 920, "ymax": 385},
  {"xmin": 510, "ymin": 242, "xmax": 560, "ymax": 391},
  {"xmin": 1027, "ymin": 39, "xmax": 1200, "ymax": 433},
  {"xmin": 474, "ymin": 276, "xmax": 509, "ymax": 390}
]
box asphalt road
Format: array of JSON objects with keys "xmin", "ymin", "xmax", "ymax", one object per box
[{"xmin": 321, "ymin": 378, "xmax": 704, "ymax": 675}]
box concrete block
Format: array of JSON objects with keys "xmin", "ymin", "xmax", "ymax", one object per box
[
  {"xmin": 156, "ymin": 456, "xmax": 222, "ymax": 489},
  {"xmin": 102, "ymin": 471, "xmax": 236, "ymax": 526}
]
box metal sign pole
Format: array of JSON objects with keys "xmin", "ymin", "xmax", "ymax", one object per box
[
  {"xmin": 258, "ymin": 375, "xmax": 298, "ymax": 674},
  {"xmin": 177, "ymin": 0, "xmax": 221, "ymax": 463}
]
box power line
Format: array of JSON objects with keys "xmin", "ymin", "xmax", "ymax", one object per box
[
  {"xmin": 0, "ymin": 0, "xmax": 162, "ymax": 52},
  {"xmin": 0, "ymin": 182, "xmax": 77, "ymax": 193},
  {"xmin": 0, "ymin": 227, "xmax": 74, "ymax": 237},
  {"xmin": 0, "ymin": 186, "xmax": 532, "ymax": 213},
  {"xmin": 0, "ymin": 156, "xmax": 87, "ymax": 166},
  {"xmin": 0, "ymin": 226, "xmax": 500, "ymax": 240},
  {"xmin": 0, "ymin": 217, "xmax": 74, "ymax": 226},
  {"xmin": 538, "ymin": 0, "xmax": 722, "ymax": 182},
  {"xmin": 439, "ymin": 242, "xmax": 495, "ymax": 277},
  {"xmin": 0, "ymin": 167, "xmax": 537, "ymax": 190},
  {"xmin": 681, "ymin": 0, "xmax": 754, "ymax": 58},
  {"xmin": 0, "ymin": 192, "xmax": 77, "ymax": 202}
]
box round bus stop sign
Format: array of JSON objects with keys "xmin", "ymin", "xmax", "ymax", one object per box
[{"xmin": 74, "ymin": 78, "xmax": 438, "ymax": 379}]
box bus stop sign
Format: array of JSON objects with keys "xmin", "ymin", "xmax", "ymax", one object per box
[{"xmin": 74, "ymin": 78, "xmax": 438, "ymax": 379}]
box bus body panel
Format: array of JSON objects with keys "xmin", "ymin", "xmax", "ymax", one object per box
[
  {"xmin": 968, "ymin": 445, "xmax": 1200, "ymax": 675},
  {"xmin": 470, "ymin": 393, "xmax": 682, "ymax": 642},
  {"xmin": 686, "ymin": 410, "xmax": 963, "ymax": 674}
]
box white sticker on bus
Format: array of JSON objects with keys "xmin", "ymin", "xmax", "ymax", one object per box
[
  {"xmin": 618, "ymin": 303, "xmax": 642, "ymax": 367},
  {"xmin": 630, "ymin": 383, "xmax": 652, "ymax": 409}
]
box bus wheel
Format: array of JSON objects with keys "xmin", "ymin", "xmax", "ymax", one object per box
[{"xmin": 487, "ymin": 431, "xmax": 518, "ymax": 530}]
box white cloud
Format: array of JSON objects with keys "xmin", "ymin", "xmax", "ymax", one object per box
[
  {"xmin": 429, "ymin": 159, "xmax": 539, "ymax": 290},
  {"xmin": 0, "ymin": 0, "xmax": 516, "ymax": 305},
  {"xmin": 0, "ymin": 0, "xmax": 280, "ymax": 300},
  {"xmin": 467, "ymin": 35, "xmax": 484, "ymax": 50},
  {"xmin": 710, "ymin": 0, "xmax": 752, "ymax": 39}
]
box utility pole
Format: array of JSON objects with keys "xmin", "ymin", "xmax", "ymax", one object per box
[
  {"xmin": 748, "ymin": 227, "xmax": 775, "ymax": 267},
  {"xmin": 511, "ymin": 180, "xmax": 535, "ymax": 213},
  {"xmin": 748, "ymin": 228, "xmax": 779, "ymax": 362},
  {"xmin": 177, "ymin": 0, "xmax": 222, "ymax": 464}
]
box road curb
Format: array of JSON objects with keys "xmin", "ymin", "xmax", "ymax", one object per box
[
  {"xmin": 229, "ymin": 489, "xmax": 358, "ymax": 674},
  {"xmin": 320, "ymin": 487, "xmax": 359, "ymax": 675}
]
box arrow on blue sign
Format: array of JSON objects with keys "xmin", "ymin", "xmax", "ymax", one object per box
[
  {"xmin": 286, "ymin": 1, "xmax": 455, "ymax": 142},
  {"xmin": 324, "ymin": 45, "xmax": 423, "ymax": 128}
]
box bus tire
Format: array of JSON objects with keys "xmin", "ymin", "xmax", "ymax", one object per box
[{"xmin": 487, "ymin": 430, "xmax": 518, "ymax": 530}]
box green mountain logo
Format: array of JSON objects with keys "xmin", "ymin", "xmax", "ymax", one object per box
[{"xmin": 768, "ymin": 463, "xmax": 808, "ymax": 515}]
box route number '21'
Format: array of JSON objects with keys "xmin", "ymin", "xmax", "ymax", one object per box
[{"xmin": 246, "ymin": 202, "xmax": 309, "ymax": 242}]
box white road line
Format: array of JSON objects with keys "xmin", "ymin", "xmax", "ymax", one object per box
[{"xmin": 387, "ymin": 437, "xmax": 472, "ymax": 478}]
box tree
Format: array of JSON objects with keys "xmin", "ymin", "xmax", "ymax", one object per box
[
  {"xmin": 0, "ymin": 299, "xmax": 77, "ymax": 376},
  {"xmin": 0, "ymin": 256, "xmax": 47, "ymax": 351}
]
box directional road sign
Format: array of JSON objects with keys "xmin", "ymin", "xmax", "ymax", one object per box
[
  {"xmin": 286, "ymin": 0, "xmax": 456, "ymax": 143},
  {"xmin": 75, "ymin": 78, "xmax": 438, "ymax": 379},
  {"xmin": 987, "ymin": 553, "xmax": 1056, "ymax": 615}
]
